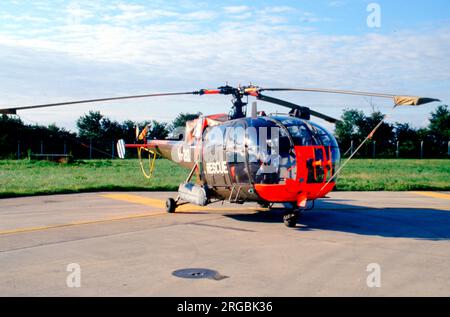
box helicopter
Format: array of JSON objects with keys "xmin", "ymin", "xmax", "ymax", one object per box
[{"xmin": 0, "ymin": 85, "xmax": 440, "ymax": 227}]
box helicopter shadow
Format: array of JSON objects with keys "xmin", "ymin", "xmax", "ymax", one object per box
[{"xmin": 227, "ymin": 200, "xmax": 450, "ymax": 241}]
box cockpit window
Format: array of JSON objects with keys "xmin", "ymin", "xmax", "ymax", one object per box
[
  {"xmin": 308, "ymin": 121, "xmax": 341, "ymax": 181},
  {"xmin": 286, "ymin": 125, "xmax": 313, "ymax": 146},
  {"xmin": 245, "ymin": 117, "xmax": 296, "ymax": 184},
  {"xmin": 273, "ymin": 116, "xmax": 341, "ymax": 183},
  {"xmin": 308, "ymin": 122, "xmax": 339, "ymax": 148},
  {"xmin": 273, "ymin": 117, "xmax": 317, "ymax": 146}
]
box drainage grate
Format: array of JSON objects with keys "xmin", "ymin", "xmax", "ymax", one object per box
[{"xmin": 172, "ymin": 268, "xmax": 228, "ymax": 281}]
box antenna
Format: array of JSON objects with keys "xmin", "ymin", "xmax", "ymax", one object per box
[{"xmin": 251, "ymin": 102, "xmax": 258, "ymax": 118}]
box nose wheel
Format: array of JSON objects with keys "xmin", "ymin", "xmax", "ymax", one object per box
[
  {"xmin": 166, "ymin": 198, "xmax": 177, "ymax": 213},
  {"xmin": 283, "ymin": 211, "xmax": 299, "ymax": 227}
]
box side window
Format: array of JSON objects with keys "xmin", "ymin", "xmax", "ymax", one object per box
[
  {"xmin": 204, "ymin": 125, "xmax": 225, "ymax": 162},
  {"xmin": 309, "ymin": 122, "xmax": 339, "ymax": 148},
  {"xmin": 226, "ymin": 122, "xmax": 249, "ymax": 184},
  {"xmin": 247, "ymin": 120, "xmax": 283, "ymax": 185},
  {"xmin": 286, "ymin": 124, "xmax": 313, "ymax": 146},
  {"xmin": 309, "ymin": 122, "xmax": 341, "ymax": 181},
  {"xmin": 277, "ymin": 127, "xmax": 296, "ymax": 181},
  {"xmin": 306, "ymin": 148, "xmax": 325, "ymax": 183},
  {"xmin": 246, "ymin": 126, "xmax": 258, "ymax": 164},
  {"xmin": 225, "ymin": 126, "xmax": 235, "ymax": 163}
]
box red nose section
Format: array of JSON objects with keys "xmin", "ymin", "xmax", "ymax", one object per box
[{"xmin": 254, "ymin": 146, "xmax": 335, "ymax": 206}]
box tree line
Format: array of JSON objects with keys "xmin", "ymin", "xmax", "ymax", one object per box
[
  {"xmin": 335, "ymin": 105, "xmax": 449, "ymax": 158},
  {"xmin": 0, "ymin": 106, "xmax": 448, "ymax": 159},
  {"xmin": 0, "ymin": 112, "xmax": 200, "ymax": 159}
]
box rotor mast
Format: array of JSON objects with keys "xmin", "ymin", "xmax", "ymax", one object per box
[{"xmin": 197, "ymin": 85, "xmax": 247, "ymax": 120}]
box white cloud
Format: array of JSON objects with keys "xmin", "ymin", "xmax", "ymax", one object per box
[
  {"xmin": 261, "ymin": 6, "xmax": 296, "ymax": 14},
  {"xmin": 180, "ymin": 10, "xmax": 217, "ymax": 21},
  {"xmin": 328, "ymin": 1, "xmax": 347, "ymax": 7},
  {"xmin": 0, "ymin": 13, "xmax": 50, "ymax": 23},
  {"xmin": 299, "ymin": 11, "xmax": 335, "ymax": 23},
  {"xmin": 65, "ymin": 1, "xmax": 95, "ymax": 24},
  {"xmin": 115, "ymin": 3, "xmax": 146, "ymax": 12},
  {"xmin": 229, "ymin": 12, "xmax": 253, "ymax": 20},
  {"xmin": 102, "ymin": 4, "xmax": 179, "ymax": 24},
  {"xmin": 224, "ymin": 6, "xmax": 251, "ymax": 14},
  {"xmin": 0, "ymin": 2, "xmax": 448, "ymax": 130}
]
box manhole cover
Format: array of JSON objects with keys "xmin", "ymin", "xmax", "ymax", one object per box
[{"xmin": 172, "ymin": 268, "xmax": 228, "ymax": 281}]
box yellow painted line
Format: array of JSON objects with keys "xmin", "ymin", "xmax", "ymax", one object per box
[
  {"xmin": 101, "ymin": 193, "xmax": 165, "ymax": 209},
  {"xmin": 101, "ymin": 193, "xmax": 262, "ymax": 212},
  {"xmin": 0, "ymin": 211, "xmax": 166, "ymax": 236},
  {"xmin": 0, "ymin": 193, "xmax": 262, "ymax": 236},
  {"xmin": 412, "ymin": 192, "xmax": 450, "ymax": 200},
  {"xmin": 100, "ymin": 193, "xmax": 205, "ymax": 211}
]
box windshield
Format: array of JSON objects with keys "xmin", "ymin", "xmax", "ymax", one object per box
[
  {"xmin": 272, "ymin": 117, "xmax": 320, "ymax": 146},
  {"xmin": 273, "ymin": 116, "xmax": 341, "ymax": 181},
  {"xmin": 308, "ymin": 122, "xmax": 339, "ymax": 148},
  {"xmin": 308, "ymin": 121, "xmax": 341, "ymax": 178}
]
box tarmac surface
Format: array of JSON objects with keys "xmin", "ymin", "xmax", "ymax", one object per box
[{"xmin": 0, "ymin": 191, "xmax": 449, "ymax": 296}]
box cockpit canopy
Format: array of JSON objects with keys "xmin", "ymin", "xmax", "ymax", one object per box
[
  {"xmin": 202, "ymin": 115, "xmax": 341, "ymax": 186},
  {"xmin": 270, "ymin": 116, "xmax": 339, "ymax": 148},
  {"xmin": 247, "ymin": 116, "xmax": 341, "ymax": 184}
]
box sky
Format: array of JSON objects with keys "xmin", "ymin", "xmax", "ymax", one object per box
[{"xmin": 0, "ymin": 0, "xmax": 449, "ymax": 132}]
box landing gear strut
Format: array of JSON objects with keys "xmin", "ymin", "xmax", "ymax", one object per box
[
  {"xmin": 166, "ymin": 164, "xmax": 199, "ymax": 214},
  {"xmin": 257, "ymin": 201, "xmax": 272, "ymax": 209}
]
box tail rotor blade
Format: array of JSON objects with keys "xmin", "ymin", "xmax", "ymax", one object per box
[
  {"xmin": 135, "ymin": 126, "xmax": 140, "ymax": 140},
  {"xmin": 116, "ymin": 139, "xmax": 126, "ymax": 159}
]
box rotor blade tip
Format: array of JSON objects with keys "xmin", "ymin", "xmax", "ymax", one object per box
[{"xmin": 0, "ymin": 108, "xmax": 17, "ymax": 115}]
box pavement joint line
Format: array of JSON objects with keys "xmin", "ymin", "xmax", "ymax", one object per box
[
  {"xmin": 0, "ymin": 211, "xmax": 167, "ymax": 236},
  {"xmin": 411, "ymin": 191, "xmax": 450, "ymax": 200},
  {"xmin": 0, "ymin": 194, "xmax": 263, "ymax": 236},
  {"xmin": 3, "ymin": 192, "xmax": 446, "ymax": 237}
]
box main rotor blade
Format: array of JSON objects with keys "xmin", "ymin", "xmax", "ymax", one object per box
[
  {"xmin": 0, "ymin": 91, "xmax": 197, "ymax": 114},
  {"xmin": 309, "ymin": 109, "xmax": 340, "ymax": 124},
  {"xmin": 256, "ymin": 93, "xmax": 308, "ymax": 114},
  {"xmin": 257, "ymin": 93, "xmax": 339, "ymax": 124},
  {"xmin": 260, "ymin": 88, "xmax": 440, "ymax": 106}
]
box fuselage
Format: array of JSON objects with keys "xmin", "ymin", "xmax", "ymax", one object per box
[{"xmin": 141, "ymin": 115, "xmax": 340, "ymax": 207}]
